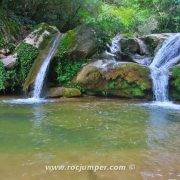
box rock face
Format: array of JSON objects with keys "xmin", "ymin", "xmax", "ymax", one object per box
[
  {"xmin": 47, "ymin": 87, "xmax": 81, "ymax": 98},
  {"xmin": 23, "ymin": 23, "xmax": 60, "ymax": 93},
  {"xmin": 140, "ymin": 33, "xmax": 173, "ymax": 54},
  {"xmin": 170, "ymin": 65, "xmax": 180, "ymax": 101},
  {"xmin": 76, "ymin": 60, "xmax": 152, "ymax": 98}
]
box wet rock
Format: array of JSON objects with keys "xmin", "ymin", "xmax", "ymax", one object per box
[
  {"xmin": 47, "ymin": 87, "xmax": 81, "ymax": 98},
  {"xmin": 121, "ymin": 37, "xmax": 149, "ymax": 56},
  {"xmin": 46, "ymin": 87, "xmax": 64, "ymax": 98},
  {"xmin": 141, "ymin": 33, "xmax": 173, "ymax": 55},
  {"xmin": 131, "ymin": 54, "xmax": 153, "ymax": 66},
  {"xmin": 76, "ymin": 60, "xmax": 152, "ymax": 99},
  {"xmin": 121, "ymin": 38, "xmax": 140, "ymax": 55}
]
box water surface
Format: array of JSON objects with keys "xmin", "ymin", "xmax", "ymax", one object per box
[{"xmin": 0, "ymin": 97, "xmax": 179, "ymax": 180}]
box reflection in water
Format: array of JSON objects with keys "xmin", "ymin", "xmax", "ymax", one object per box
[
  {"xmin": 141, "ymin": 106, "xmax": 180, "ymax": 179},
  {"xmin": 32, "ymin": 105, "xmax": 45, "ymax": 128},
  {"xmin": 146, "ymin": 106, "xmax": 180, "ymax": 151},
  {"xmin": 0, "ymin": 98, "xmax": 179, "ymax": 179},
  {"xmin": 147, "ymin": 107, "xmax": 170, "ymax": 150}
]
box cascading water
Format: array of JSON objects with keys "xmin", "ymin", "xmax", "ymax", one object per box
[
  {"xmin": 106, "ymin": 34, "xmax": 121, "ymax": 57},
  {"xmin": 2, "ymin": 33, "xmax": 61, "ymax": 104},
  {"xmin": 33, "ymin": 33, "xmax": 61, "ymax": 99},
  {"xmin": 150, "ymin": 33, "xmax": 180, "ymax": 103}
]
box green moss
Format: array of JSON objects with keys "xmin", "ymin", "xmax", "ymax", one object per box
[
  {"xmin": 77, "ymin": 63, "xmax": 151, "ymax": 98},
  {"xmin": 171, "ymin": 66, "xmax": 180, "ymax": 100},
  {"xmin": 62, "ymin": 88, "xmax": 81, "ymax": 98},
  {"xmin": 16, "ymin": 42, "xmax": 39, "ymax": 81},
  {"xmin": 56, "ymin": 30, "xmax": 76, "ymax": 59}
]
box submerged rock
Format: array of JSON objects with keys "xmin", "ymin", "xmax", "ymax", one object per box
[
  {"xmin": 76, "ymin": 60, "xmax": 152, "ymax": 99},
  {"xmin": 47, "ymin": 87, "xmax": 81, "ymax": 98}
]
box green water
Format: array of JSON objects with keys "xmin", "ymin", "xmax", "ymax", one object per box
[{"xmin": 0, "ymin": 97, "xmax": 179, "ymax": 180}]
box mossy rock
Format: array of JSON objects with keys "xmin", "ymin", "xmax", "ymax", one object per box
[
  {"xmin": 46, "ymin": 87, "xmax": 81, "ymax": 98},
  {"xmin": 76, "ymin": 60, "xmax": 152, "ymax": 99},
  {"xmin": 55, "ymin": 25, "xmax": 97, "ymax": 60},
  {"xmin": 62, "ymin": 87, "xmax": 81, "ymax": 98},
  {"xmin": 170, "ymin": 65, "xmax": 180, "ymax": 101}
]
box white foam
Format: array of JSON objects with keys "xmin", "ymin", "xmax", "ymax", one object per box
[
  {"xmin": 2, "ymin": 98, "xmax": 52, "ymax": 105},
  {"xmin": 142, "ymin": 101, "xmax": 180, "ymax": 110}
]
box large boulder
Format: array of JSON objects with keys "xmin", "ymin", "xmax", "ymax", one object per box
[
  {"xmin": 46, "ymin": 87, "xmax": 81, "ymax": 98},
  {"xmin": 170, "ymin": 65, "xmax": 180, "ymax": 101},
  {"xmin": 75, "ymin": 60, "xmax": 152, "ymax": 99},
  {"xmin": 56, "ymin": 25, "xmax": 97, "ymax": 60}
]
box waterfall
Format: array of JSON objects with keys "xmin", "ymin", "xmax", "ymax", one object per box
[
  {"xmin": 33, "ymin": 33, "xmax": 61, "ymax": 99},
  {"xmin": 106, "ymin": 34, "xmax": 121, "ymax": 57},
  {"xmin": 150, "ymin": 33, "xmax": 180, "ymax": 102}
]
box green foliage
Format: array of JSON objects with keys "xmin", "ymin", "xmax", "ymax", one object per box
[
  {"xmin": 1, "ymin": 43, "xmax": 39, "ymax": 93},
  {"xmin": 57, "ymin": 30, "xmax": 76, "ymax": 58},
  {"xmin": 16, "ymin": 43, "xmax": 38, "ymax": 81},
  {"xmin": 0, "ymin": 35, "xmax": 5, "ymax": 49},
  {"xmin": 4, "ymin": 69, "xmax": 19, "ymax": 92},
  {"xmin": 0, "ymin": 61, "xmax": 6, "ymax": 90},
  {"xmin": 84, "ymin": 3, "xmax": 122, "ymax": 49},
  {"xmin": 55, "ymin": 30, "xmax": 87, "ymax": 89},
  {"xmin": 171, "ymin": 66, "xmax": 180, "ymax": 100},
  {"xmin": 56, "ymin": 59, "xmax": 87, "ymax": 85},
  {"xmin": 120, "ymin": 0, "xmax": 180, "ymax": 33},
  {"xmin": 0, "ymin": 8, "xmax": 20, "ymax": 44},
  {"xmin": 108, "ymin": 79, "xmax": 146, "ymax": 97}
]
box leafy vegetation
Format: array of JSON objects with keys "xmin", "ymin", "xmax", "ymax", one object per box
[
  {"xmin": 0, "ymin": 61, "xmax": 6, "ymax": 90},
  {"xmin": 171, "ymin": 66, "xmax": 180, "ymax": 100},
  {"xmin": 0, "ymin": 43, "xmax": 39, "ymax": 92},
  {"xmin": 16, "ymin": 43, "xmax": 38, "ymax": 81}
]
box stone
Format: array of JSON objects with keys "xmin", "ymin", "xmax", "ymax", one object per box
[
  {"xmin": 75, "ymin": 60, "xmax": 152, "ymax": 99},
  {"xmin": 46, "ymin": 87, "xmax": 81, "ymax": 98},
  {"xmin": 46, "ymin": 87, "xmax": 64, "ymax": 98},
  {"xmin": 0, "ymin": 53, "xmax": 17, "ymax": 68},
  {"xmin": 57, "ymin": 25, "xmax": 97, "ymax": 60}
]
